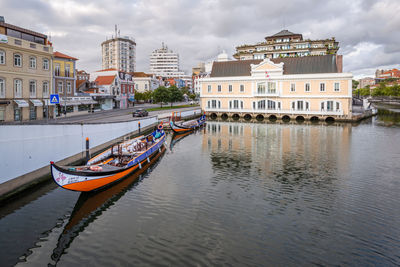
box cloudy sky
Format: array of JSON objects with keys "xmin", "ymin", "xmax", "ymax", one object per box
[{"xmin": 2, "ymin": 0, "xmax": 399, "ymax": 78}]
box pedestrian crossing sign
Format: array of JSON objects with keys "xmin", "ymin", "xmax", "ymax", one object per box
[{"xmin": 50, "ymin": 94, "xmax": 60, "ymax": 104}]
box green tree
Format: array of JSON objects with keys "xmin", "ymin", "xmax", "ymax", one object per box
[
  {"xmin": 135, "ymin": 92, "xmax": 144, "ymax": 102},
  {"xmin": 143, "ymin": 90, "xmax": 153, "ymax": 102},
  {"xmin": 352, "ymin": 80, "xmax": 359, "ymax": 90},
  {"xmin": 168, "ymin": 85, "xmax": 183, "ymax": 107},
  {"xmin": 189, "ymin": 93, "xmax": 196, "ymax": 101},
  {"xmin": 152, "ymin": 86, "xmax": 170, "ymax": 107}
]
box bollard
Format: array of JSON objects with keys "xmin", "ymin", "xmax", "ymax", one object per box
[
  {"xmin": 138, "ymin": 121, "xmax": 141, "ymax": 134},
  {"xmin": 85, "ymin": 137, "xmax": 90, "ymax": 164}
]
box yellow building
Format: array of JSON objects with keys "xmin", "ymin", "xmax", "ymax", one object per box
[
  {"xmin": 0, "ymin": 18, "xmax": 53, "ymax": 122},
  {"xmin": 53, "ymin": 51, "xmax": 78, "ymax": 116},
  {"xmin": 200, "ymin": 55, "xmax": 353, "ymax": 122}
]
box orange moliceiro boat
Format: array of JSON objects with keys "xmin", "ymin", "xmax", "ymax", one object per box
[
  {"xmin": 169, "ymin": 114, "xmax": 206, "ymax": 133},
  {"xmin": 50, "ymin": 124, "xmax": 166, "ymax": 192}
]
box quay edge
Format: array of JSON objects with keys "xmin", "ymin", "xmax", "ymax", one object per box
[{"xmin": 0, "ymin": 123, "xmax": 157, "ymax": 203}]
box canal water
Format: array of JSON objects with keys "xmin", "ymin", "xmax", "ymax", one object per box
[{"xmin": 0, "ymin": 111, "xmax": 399, "ymax": 266}]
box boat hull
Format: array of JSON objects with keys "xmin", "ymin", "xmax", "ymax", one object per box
[
  {"xmin": 170, "ymin": 116, "xmax": 206, "ymax": 133},
  {"xmin": 51, "ymin": 135, "xmax": 165, "ymax": 192}
]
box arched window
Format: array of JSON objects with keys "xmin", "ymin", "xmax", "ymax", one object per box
[
  {"xmin": 14, "ymin": 79, "xmax": 22, "ymax": 98},
  {"xmin": 267, "ymin": 100, "xmax": 276, "ymax": 110},
  {"xmin": 321, "ymin": 101, "xmax": 341, "ymax": 112},
  {"xmin": 14, "ymin": 54, "xmax": 22, "ymax": 67},
  {"xmin": 0, "ymin": 50, "xmax": 5, "ymax": 65},
  {"xmin": 257, "ymin": 100, "xmax": 265, "ymax": 110},
  {"xmin": 0, "ymin": 78, "xmax": 5, "ymax": 98}
]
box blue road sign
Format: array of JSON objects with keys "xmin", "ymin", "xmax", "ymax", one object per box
[{"xmin": 50, "ymin": 94, "xmax": 60, "ymax": 104}]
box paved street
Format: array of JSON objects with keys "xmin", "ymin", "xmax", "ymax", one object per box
[{"xmin": 1, "ymin": 102, "xmax": 200, "ymax": 124}]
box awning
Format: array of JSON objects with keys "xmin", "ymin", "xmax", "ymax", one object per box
[
  {"xmin": 14, "ymin": 100, "xmax": 29, "ymax": 108},
  {"xmin": 30, "ymin": 99, "xmax": 43, "ymax": 106},
  {"xmin": 0, "ymin": 100, "xmax": 11, "ymax": 105},
  {"xmin": 80, "ymin": 100, "xmax": 98, "ymax": 105},
  {"xmin": 59, "ymin": 101, "xmax": 82, "ymax": 106},
  {"xmin": 44, "ymin": 99, "xmax": 55, "ymax": 106}
]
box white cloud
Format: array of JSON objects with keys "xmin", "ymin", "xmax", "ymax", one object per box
[{"xmin": 1, "ymin": 0, "xmax": 399, "ymax": 76}]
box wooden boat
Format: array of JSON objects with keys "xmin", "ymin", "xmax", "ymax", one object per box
[
  {"xmin": 169, "ymin": 114, "xmax": 206, "ymax": 133},
  {"xmin": 48, "ymin": 146, "xmax": 166, "ymax": 265},
  {"xmin": 50, "ymin": 123, "xmax": 166, "ymax": 192}
]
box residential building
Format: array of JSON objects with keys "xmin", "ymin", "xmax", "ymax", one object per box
[
  {"xmin": 92, "ymin": 69, "xmax": 135, "ymax": 109},
  {"xmin": 200, "ymin": 54, "xmax": 353, "ymax": 122},
  {"xmin": 0, "ymin": 17, "xmax": 53, "ymax": 122},
  {"xmin": 132, "ymin": 72, "xmax": 159, "ymax": 92},
  {"xmin": 53, "ymin": 51, "xmax": 78, "ymax": 116},
  {"xmin": 375, "ymin": 68, "xmax": 400, "ymax": 80},
  {"xmin": 357, "ymin": 77, "xmax": 375, "ymax": 89},
  {"xmin": 76, "ymin": 69, "xmax": 89, "ymax": 81},
  {"xmin": 233, "ymin": 30, "xmax": 339, "ymax": 60},
  {"xmin": 149, "ymin": 43, "xmax": 185, "ymax": 78},
  {"xmin": 101, "ymin": 26, "xmax": 136, "ymax": 73}
]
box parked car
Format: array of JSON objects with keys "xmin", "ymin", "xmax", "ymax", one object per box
[{"xmin": 132, "ymin": 109, "xmax": 149, "ymax": 117}]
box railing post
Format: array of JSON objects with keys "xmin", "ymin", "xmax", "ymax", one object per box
[
  {"xmin": 85, "ymin": 137, "xmax": 90, "ymax": 164},
  {"xmin": 138, "ymin": 121, "xmax": 141, "ymax": 134}
]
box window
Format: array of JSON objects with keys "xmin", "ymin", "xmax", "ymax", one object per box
[
  {"xmin": 13, "ymin": 79, "xmax": 23, "ymax": 98},
  {"xmin": 67, "ymin": 82, "xmax": 72, "ymax": 93},
  {"xmin": 257, "ymin": 83, "xmax": 265, "ymax": 94},
  {"xmin": 334, "ymin": 82, "xmax": 340, "ymax": 92},
  {"xmin": 240, "ymin": 84, "xmax": 244, "ymax": 92},
  {"xmin": 257, "ymin": 100, "xmax": 265, "ymax": 110},
  {"xmin": 267, "ymin": 82, "xmax": 276, "ymax": 94},
  {"xmin": 43, "ymin": 58, "xmax": 49, "ymax": 70},
  {"xmin": 0, "ymin": 106, "xmax": 5, "ymax": 121},
  {"xmin": 305, "ymin": 83, "xmax": 310, "ymax": 92},
  {"xmin": 0, "ymin": 78, "xmax": 4, "ymax": 98},
  {"xmin": 267, "ymin": 100, "xmax": 276, "ymax": 110},
  {"xmin": 29, "ymin": 57, "xmax": 36, "ymax": 69},
  {"xmin": 14, "ymin": 107, "xmax": 21, "ymax": 121},
  {"xmin": 43, "ymin": 81, "xmax": 49, "ymax": 97},
  {"xmin": 0, "ymin": 50, "xmax": 5, "ymax": 64},
  {"xmin": 55, "ymin": 64, "xmax": 60, "ymax": 76},
  {"xmin": 145, "ymin": 84, "xmax": 148, "ymax": 90},
  {"xmin": 29, "ymin": 81, "xmax": 36, "ymax": 98},
  {"xmin": 218, "ymin": 85, "xmax": 221, "ymax": 92},
  {"xmin": 58, "ymin": 81, "xmax": 63, "ymax": 93},
  {"xmin": 228, "ymin": 85, "xmax": 232, "ymax": 92},
  {"xmin": 320, "ymin": 83, "xmax": 325, "ymax": 92},
  {"xmin": 326, "ymin": 101, "xmax": 334, "ymax": 111},
  {"xmin": 14, "ymin": 54, "xmax": 22, "ymax": 67},
  {"xmin": 290, "ymin": 83, "xmax": 296, "ymax": 92},
  {"xmin": 65, "ymin": 64, "xmax": 70, "ymax": 77},
  {"xmin": 336, "ymin": 102, "xmax": 340, "ymax": 111},
  {"xmin": 29, "ymin": 105, "xmax": 36, "ymax": 120}
]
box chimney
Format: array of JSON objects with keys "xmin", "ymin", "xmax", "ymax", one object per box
[{"xmin": 336, "ymin": 55, "xmax": 343, "ymax": 73}]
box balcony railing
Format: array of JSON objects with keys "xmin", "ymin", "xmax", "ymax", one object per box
[{"xmin": 253, "ymin": 90, "xmax": 279, "ymax": 96}]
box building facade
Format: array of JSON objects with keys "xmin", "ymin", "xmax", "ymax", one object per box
[
  {"xmin": 53, "ymin": 51, "xmax": 78, "ymax": 116},
  {"xmin": 132, "ymin": 72, "xmax": 160, "ymax": 92},
  {"xmin": 357, "ymin": 77, "xmax": 375, "ymax": 89},
  {"xmin": 101, "ymin": 31, "xmax": 136, "ymax": 73},
  {"xmin": 234, "ymin": 30, "xmax": 339, "ymax": 60},
  {"xmin": 0, "ymin": 18, "xmax": 53, "ymax": 122},
  {"xmin": 200, "ymin": 55, "xmax": 353, "ymax": 122},
  {"xmin": 92, "ymin": 69, "xmax": 135, "ymax": 109},
  {"xmin": 149, "ymin": 43, "xmax": 185, "ymax": 78}
]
